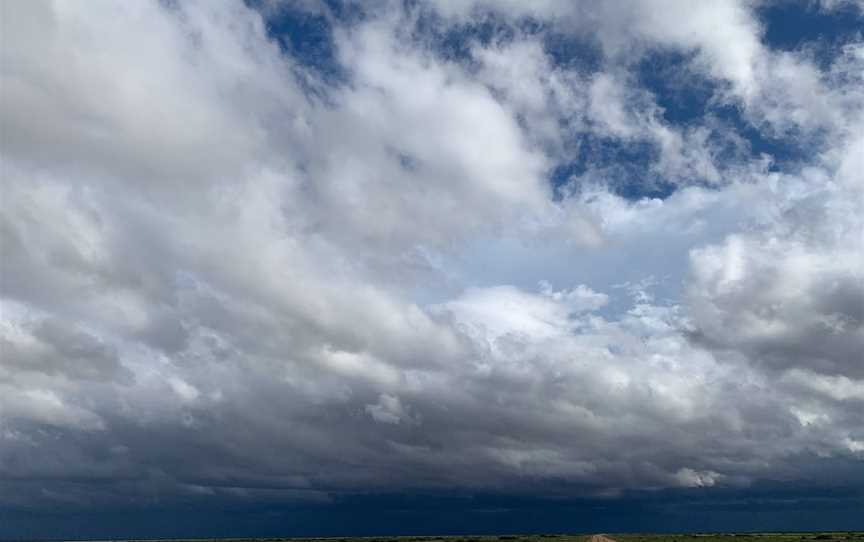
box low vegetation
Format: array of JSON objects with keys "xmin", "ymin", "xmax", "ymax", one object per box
[{"xmin": 120, "ymin": 533, "xmax": 864, "ymax": 542}]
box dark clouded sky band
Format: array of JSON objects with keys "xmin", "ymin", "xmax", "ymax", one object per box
[{"xmin": 0, "ymin": 0, "xmax": 863, "ymax": 537}]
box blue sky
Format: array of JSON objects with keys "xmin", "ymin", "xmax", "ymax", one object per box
[{"xmin": 1, "ymin": 0, "xmax": 863, "ymax": 538}]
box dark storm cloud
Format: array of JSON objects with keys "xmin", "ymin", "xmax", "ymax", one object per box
[{"xmin": 0, "ymin": 318, "xmax": 131, "ymax": 382}]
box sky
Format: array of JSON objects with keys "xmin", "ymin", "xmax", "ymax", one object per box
[{"xmin": 0, "ymin": 0, "xmax": 863, "ymax": 538}]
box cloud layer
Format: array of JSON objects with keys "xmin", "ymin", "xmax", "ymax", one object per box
[{"xmin": 1, "ymin": 0, "xmax": 863, "ymax": 527}]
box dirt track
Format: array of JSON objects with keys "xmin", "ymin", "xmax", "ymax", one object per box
[{"xmin": 590, "ymin": 535, "xmax": 617, "ymax": 542}]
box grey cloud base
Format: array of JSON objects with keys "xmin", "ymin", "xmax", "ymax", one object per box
[{"xmin": 1, "ymin": 0, "xmax": 863, "ymax": 527}]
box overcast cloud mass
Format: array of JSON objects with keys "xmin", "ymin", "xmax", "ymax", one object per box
[{"xmin": 1, "ymin": 0, "xmax": 863, "ymax": 537}]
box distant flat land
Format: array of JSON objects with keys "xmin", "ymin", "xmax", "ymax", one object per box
[
  {"xmin": 608, "ymin": 531, "xmax": 864, "ymax": 542},
  {"xmin": 100, "ymin": 532, "xmax": 864, "ymax": 542},
  {"xmin": 613, "ymin": 534, "xmax": 864, "ymax": 542}
]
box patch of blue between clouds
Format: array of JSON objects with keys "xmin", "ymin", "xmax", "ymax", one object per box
[
  {"xmin": 550, "ymin": 141, "xmax": 676, "ymax": 202},
  {"xmin": 411, "ymin": 8, "xmax": 517, "ymax": 66},
  {"xmin": 554, "ymin": 2, "xmax": 862, "ymax": 201},
  {"xmin": 252, "ymin": 1, "xmax": 855, "ymax": 202},
  {"xmin": 543, "ymin": 30, "xmax": 604, "ymax": 74},
  {"xmin": 554, "ymin": 24, "xmax": 833, "ymax": 202},
  {"xmin": 415, "ymin": 8, "xmax": 603, "ymax": 74},
  {"xmin": 637, "ymin": 51, "xmax": 808, "ymax": 169},
  {"xmin": 637, "ymin": 50, "xmax": 714, "ymax": 126},
  {"xmin": 759, "ymin": 0, "xmax": 864, "ymax": 68},
  {"xmin": 246, "ymin": 0, "xmax": 346, "ymax": 85}
]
